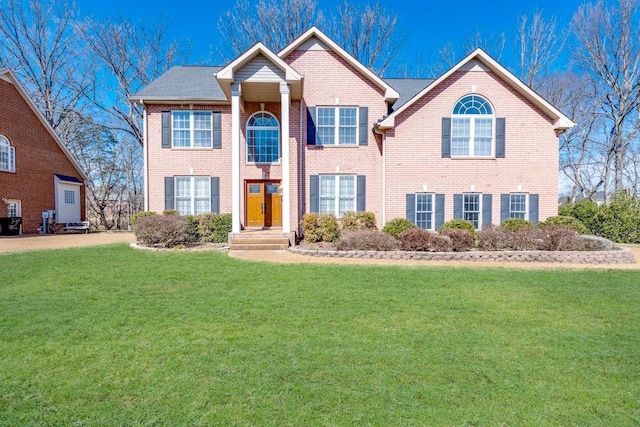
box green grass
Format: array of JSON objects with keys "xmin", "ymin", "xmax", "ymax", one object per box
[{"xmin": 1, "ymin": 244, "xmax": 640, "ymax": 426}]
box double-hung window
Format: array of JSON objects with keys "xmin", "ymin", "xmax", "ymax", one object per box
[
  {"xmin": 172, "ymin": 111, "xmax": 212, "ymax": 148},
  {"xmin": 451, "ymin": 95, "xmax": 494, "ymax": 157},
  {"xmin": 319, "ymin": 175, "xmax": 355, "ymax": 216},
  {"xmin": 415, "ymin": 193, "xmax": 434, "ymax": 230},
  {"xmin": 175, "ymin": 177, "xmax": 211, "ymax": 215},
  {"xmin": 509, "ymin": 193, "xmax": 527, "ymax": 219},
  {"xmin": 0, "ymin": 135, "xmax": 15, "ymax": 173},
  {"xmin": 317, "ymin": 107, "xmax": 358, "ymax": 146},
  {"xmin": 463, "ymin": 193, "xmax": 481, "ymax": 229}
]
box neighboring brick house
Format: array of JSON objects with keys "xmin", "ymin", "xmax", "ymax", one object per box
[
  {"xmin": 134, "ymin": 27, "xmax": 573, "ymax": 238},
  {"xmin": 0, "ymin": 68, "xmax": 87, "ymax": 234}
]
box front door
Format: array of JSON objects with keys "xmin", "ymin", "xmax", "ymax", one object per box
[{"xmin": 245, "ymin": 181, "xmax": 282, "ymax": 228}]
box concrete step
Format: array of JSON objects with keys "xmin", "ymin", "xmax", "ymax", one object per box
[
  {"xmin": 230, "ymin": 243, "xmax": 290, "ymax": 251},
  {"xmin": 228, "ymin": 231, "xmax": 295, "ymax": 250},
  {"xmin": 230, "ymin": 237, "xmax": 289, "ymax": 245}
]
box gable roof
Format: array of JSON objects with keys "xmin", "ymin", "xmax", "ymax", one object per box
[
  {"xmin": 384, "ymin": 78, "xmax": 435, "ymax": 111},
  {"xmin": 134, "ymin": 66, "xmax": 226, "ymax": 102},
  {"xmin": 0, "ymin": 68, "xmax": 87, "ymax": 181},
  {"xmin": 377, "ymin": 49, "xmax": 575, "ymax": 132},
  {"xmin": 279, "ymin": 27, "xmax": 399, "ymax": 103}
]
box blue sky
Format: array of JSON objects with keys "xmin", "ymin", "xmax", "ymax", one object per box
[{"xmin": 77, "ymin": 0, "xmax": 586, "ymax": 71}]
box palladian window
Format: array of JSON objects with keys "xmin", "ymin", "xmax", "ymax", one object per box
[
  {"xmin": 246, "ymin": 112, "xmax": 279, "ymax": 163},
  {"xmin": 451, "ymin": 95, "xmax": 494, "ymax": 157}
]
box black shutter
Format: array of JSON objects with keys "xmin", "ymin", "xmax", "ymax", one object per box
[
  {"xmin": 529, "ymin": 194, "xmax": 539, "ymax": 225},
  {"xmin": 309, "ymin": 175, "xmax": 319, "ymax": 213},
  {"xmin": 164, "ymin": 177, "xmax": 174, "ymax": 210},
  {"xmin": 500, "ymin": 194, "xmax": 510, "ymax": 223},
  {"xmin": 435, "ymin": 194, "xmax": 445, "ymax": 229},
  {"xmin": 359, "ymin": 107, "xmax": 368, "ymax": 146},
  {"xmin": 307, "ymin": 107, "xmax": 316, "ymax": 146},
  {"xmin": 210, "ymin": 177, "xmax": 220, "ymax": 213},
  {"xmin": 496, "ymin": 118, "xmax": 505, "ymax": 158},
  {"xmin": 442, "ymin": 117, "xmax": 451, "ymax": 158},
  {"xmin": 453, "ymin": 194, "xmax": 463, "ymax": 219},
  {"xmin": 482, "ymin": 194, "xmax": 492, "ymax": 228},
  {"xmin": 406, "ymin": 194, "xmax": 415, "ymax": 224},
  {"xmin": 212, "ymin": 112, "xmax": 222, "ymax": 149},
  {"xmin": 162, "ymin": 111, "xmax": 171, "ymax": 148},
  {"xmin": 357, "ymin": 175, "xmax": 366, "ymax": 211}
]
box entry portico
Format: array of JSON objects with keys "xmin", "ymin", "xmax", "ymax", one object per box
[{"xmin": 215, "ymin": 43, "xmax": 303, "ymax": 233}]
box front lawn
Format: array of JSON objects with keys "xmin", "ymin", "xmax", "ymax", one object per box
[{"xmin": 1, "ymin": 245, "xmax": 639, "ymax": 425}]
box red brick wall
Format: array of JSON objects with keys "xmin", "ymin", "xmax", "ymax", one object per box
[{"xmin": 0, "ymin": 79, "xmax": 86, "ymax": 233}]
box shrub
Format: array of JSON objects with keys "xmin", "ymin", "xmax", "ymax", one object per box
[
  {"xmin": 538, "ymin": 224, "xmax": 582, "ymax": 251},
  {"xmin": 500, "ymin": 217, "xmax": 534, "ymax": 231},
  {"xmin": 134, "ymin": 215, "xmax": 189, "ymax": 248},
  {"xmin": 195, "ymin": 213, "xmax": 232, "ymax": 243},
  {"xmin": 398, "ymin": 228, "xmax": 451, "ymax": 252},
  {"xmin": 131, "ymin": 211, "xmax": 156, "ymax": 225},
  {"xmin": 538, "ymin": 215, "xmax": 588, "ymax": 234},
  {"xmin": 560, "ymin": 199, "xmax": 600, "ymax": 232},
  {"xmin": 336, "ymin": 229, "xmax": 400, "ymax": 251},
  {"xmin": 438, "ymin": 219, "xmax": 477, "ymax": 239},
  {"xmin": 509, "ymin": 226, "xmax": 544, "ymax": 251},
  {"xmin": 580, "ymin": 235, "xmax": 615, "ymax": 251},
  {"xmin": 341, "ymin": 211, "xmax": 377, "ymax": 231},
  {"xmin": 301, "ymin": 213, "xmax": 340, "ymax": 243},
  {"xmin": 477, "ymin": 225, "xmax": 512, "ymax": 251},
  {"xmin": 163, "ymin": 209, "xmax": 179, "ymax": 216},
  {"xmin": 212, "ymin": 213, "xmax": 232, "ymax": 243},
  {"xmin": 591, "ymin": 191, "xmax": 640, "ymax": 243},
  {"xmin": 382, "ymin": 218, "xmax": 416, "ymax": 238},
  {"xmin": 183, "ymin": 215, "xmax": 199, "ymax": 243},
  {"xmin": 439, "ymin": 228, "xmax": 474, "ymax": 252}
]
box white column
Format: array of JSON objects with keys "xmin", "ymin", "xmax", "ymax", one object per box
[
  {"xmin": 280, "ymin": 82, "xmax": 291, "ymax": 232},
  {"xmin": 231, "ymin": 83, "xmax": 242, "ymax": 233}
]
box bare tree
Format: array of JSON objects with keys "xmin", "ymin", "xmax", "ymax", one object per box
[{"xmin": 572, "ymin": 0, "xmax": 640, "ymax": 197}]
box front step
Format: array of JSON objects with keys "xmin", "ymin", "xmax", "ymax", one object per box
[{"xmin": 229, "ymin": 232, "xmax": 294, "ymax": 250}]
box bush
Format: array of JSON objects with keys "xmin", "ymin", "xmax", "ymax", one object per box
[
  {"xmin": 195, "ymin": 213, "xmax": 232, "ymax": 243},
  {"xmin": 538, "ymin": 224, "xmax": 583, "ymax": 251},
  {"xmin": 439, "ymin": 228, "xmax": 474, "ymax": 251},
  {"xmin": 131, "ymin": 211, "xmax": 156, "ymax": 225},
  {"xmin": 163, "ymin": 209, "xmax": 179, "ymax": 216},
  {"xmin": 560, "ymin": 199, "xmax": 600, "ymax": 232},
  {"xmin": 580, "ymin": 235, "xmax": 615, "ymax": 251},
  {"xmin": 183, "ymin": 215, "xmax": 199, "ymax": 243},
  {"xmin": 500, "ymin": 217, "xmax": 534, "ymax": 231},
  {"xmin": 438, "ymin": 219, "xmax": 477, "ymax": 239},
  {"xmin": 134, "ymin": 215, "xmax": 189, "ymax": 248},
  {"xmin": 382, "ymin": 218, "xmax": 416, "ymax": 238},
  {"xmin": 538, "ymin": 215, "xmax": 588, "ymax": 234},
  {"xmin": 591, "ymin": 191, "xmax": 640, "ymax": 243},
  {"xmin": 336, "ymin": 229, "xmax": 400, "ymax": 251},
  {"xmin": 301, "ymin": 213, "xmax": 340, "ymax": 243},
  {"xmin": 341, "ymin": 211, "xmax": 377, "ymax": 231},
  {"xmin": 477, "ymin": 225, "xmax": 513, "ymax": 251},
  {"xmin": 398, "ymin": 228, "xmax": 451, "ymax": 252},
  {"xmin": 509, "ymin": 226, "xmax": 544, "ymax": 251}
]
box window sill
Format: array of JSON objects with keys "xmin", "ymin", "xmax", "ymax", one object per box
[
  {"xmin": 450, "ymin": 156, "xmax": 496, "ymax": 160},
  {"xmin": 170, "ymin": 146, "xmax": 214, "ymax": 150}
]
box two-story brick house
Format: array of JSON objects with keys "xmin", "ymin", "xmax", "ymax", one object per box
[
  {"xmin": 134, "ymin": 27, "xmax": 573, "ymax": 239},
  {"xmin": 0, "ymin": 68, "xmax": 86, "ymax": 234}
]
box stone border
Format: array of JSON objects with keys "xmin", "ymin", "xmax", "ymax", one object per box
[{"xmin": 289, "ymin": 246, "xmax": 636, "ymax": 264}]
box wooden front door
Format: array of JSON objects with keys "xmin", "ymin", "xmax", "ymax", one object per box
[{"xmin": 245, "ymin": 181, "xmax": 282, "ymax": 228}]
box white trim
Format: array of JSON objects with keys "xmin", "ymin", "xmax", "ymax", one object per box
[
  {"xmin": 174, "ymin": 176, "xmax": 211, "ymax": 215},
  {"xmin": 231, "ymin": 84, "xmax": 242, "ymax": 233},
  {"xmin": 0, "ymin": 134, "xmax": 16, "ymax": 173},
  {"xmin": 318, "ymin": 174, "xmax": 357, "ymax": 217},
  {"xmin": 509, "ymin": 193, "xmax": 529, "ymax": 220},
  {"xmin": 170, "ymin": 110, "xmax": 213, "ymax": 148},
  {"xmin": 315, "ymin": 106, "xmax": 359, "ymax": 146},
  {"xmin": 281, "ymin": 82, "xmax": 291, "ymax": 232},
  {"xmin": 415, "ymin": 193, "xmax": 436, "ymax": 231},
  {"xmin": 462, "ymin": 192, "xmax": 482, "ymax": 230},
  {"xmin": 143, "ymin": 104, "xmax": 149, "ymax": 211},
  {"xmin": 245, "ymin": 111, "xmax": 280, "ymax": 164}
]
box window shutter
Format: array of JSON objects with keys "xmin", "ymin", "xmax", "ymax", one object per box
[
  {"xmin": 482, "ymin": 194, "xmax": 492, "ymax": 228},
  {"xmin": 359, "ymin": 107, "xmax": 368, "ymax": 146},
  {"xmin": 357, "ymin": 175, "xmax": 366, "ymax": 211},
  {"xmin": 162, "ymin": 111, "xmax": 171, "ymax": 148},
  {"xmin": 496, "ymin": 118, "xmax": 505, "ymax": 158},
  {"xmin": 164, "ymin": 177, "xmax": 174, "ymax": 210},
  {"xmin": 453, "ymin": 194, "xmax": 463, "ymax": 219},
  {"xmin": 435, "ymin": 194, "xmax": 445, "ymax": 229},
  {"xmin": 309, "ymin": 175, "xmax": 319, "ymax": 213},
  {"xmin": 500, "ymin": 194, "xmax": 510, "ymax": 223},
  {"xmin": 406, "ymin": 194, "xmax": 415, "ymax": 224},
  {"xmin": 529, "ymin": 194, "xmax": 539, "ymax": 225},
  {"xmin": 212, "ymin": 112, "xmax": 222, "ymax": 149},
  {"xmin": 210, "ymin": 177, "xmax": 220, "ymax": 213},
  {"xmin": 307, "ymin": 107, "xmax": 316, "ymax": 145},
  {"xmin": 442, "ymin": 117, "xmax": 451, "ymax": 158}
]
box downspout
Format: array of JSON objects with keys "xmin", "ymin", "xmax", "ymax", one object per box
[
  {"xmin": 141, "ymin": 99, "xmax": 149, "ymax": 212},
  {"xmin": 298, "ymin": 99, "xmax": 304, "ymax": 237},
  {"xmin": 374, "ymin": 124, "xmax": 386, "ymax": 225}
]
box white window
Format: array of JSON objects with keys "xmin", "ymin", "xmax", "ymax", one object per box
[
  {"xmin": 0, "ymin": 135, "xmax": 16, "ymax": 173},
  {"xmin": 463, "ymin": 193, "xmax": 481, "ymax": 229},
  {"xmin": 415, "ymin": 193, "xmax": 434, "ymax": 230},
  {"xmin": 175, "ymin": 177, "xmax": 210, "ymax": 215},
  {"xmin": 509, "ymin": 193, "xmax": 527, "ymax": 219},
  {"xmin": 7, "ymin": 200, "xmax": 21, "ymax": 217},
  {"xmin": 319, "ymin": 175, "xmax": 355, "ymax": 216},
  {"xmin": 172, "ymin": 111, "xmax": 212, "ymax": 148},
  {"xmin": 246, "ymin": 112, "xmax": 279, "ymax": 163},
  {"xmin": 451, "ymin": 95, "xmax": 494, "ymax": 157},
  {"xmin": 316, "ymin": 107, "xmax": 358, "ymax": 146},
  {"xmin": 64, "ymin": 190, "xmax": 75, "ymax": 205}
]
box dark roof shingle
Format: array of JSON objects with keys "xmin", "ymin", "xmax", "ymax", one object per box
[{"xmin": 134, "ymin": 66, "xmax": 226, "ymax": 101}]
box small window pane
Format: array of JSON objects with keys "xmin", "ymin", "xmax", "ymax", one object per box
[
  {"xmin": 510, "ymin": 194, "xmax": 527, "ymax": 219},
  {"xmin": 463, "ymin": 194, "xmax": 480, "ymax": 229},
  {"xmin": 64, "ymin": 190, "xmax": 75, "ymax": 205},
  {"xmin": 416, "ymin": 194, "xmax": 433, "ymax": 230}
]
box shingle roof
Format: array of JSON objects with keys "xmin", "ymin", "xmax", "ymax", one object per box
[
  {"xmin": 133, "ymin": 66, "xmax": 226, "ymax": 101},
  {"xmin": 384, "ymin": 78, "xmax": 435, "ymax": 111}
]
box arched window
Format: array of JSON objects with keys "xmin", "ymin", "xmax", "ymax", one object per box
[
  {"xmin": 0, "ymin": 135, "xmax": 16, "ymax": 173},
  {"xmin": 246, "ymin": 112, "xmax": 279, "ymax": 163},
  {"xmin": 451, "ymin": 95, "xmax": 494, "ymax": 157}
]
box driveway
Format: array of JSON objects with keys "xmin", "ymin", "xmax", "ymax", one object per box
[{"xmin": 0, "ymin": 232, "xmax": 136, "ymax": 253}]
